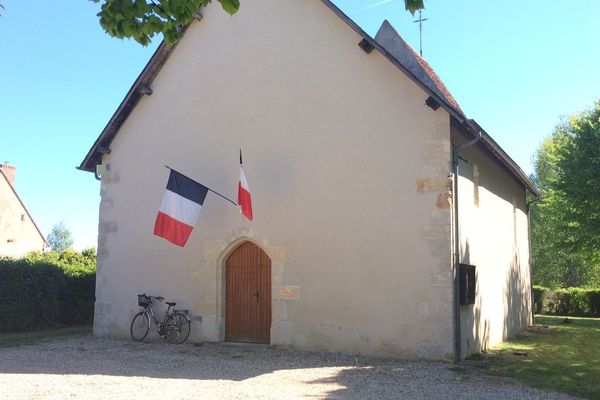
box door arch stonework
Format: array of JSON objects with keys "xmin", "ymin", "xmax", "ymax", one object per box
[
  {"xmin": 209, "ymin": 232, "xmax": 290, "ymax": 344},
  {"xmin": 225, "ymin": 241, "xmax": 272, "ymax": 343}
]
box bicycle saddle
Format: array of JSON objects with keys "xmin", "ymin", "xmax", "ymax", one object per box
[{"xmin": 166, "ymin": 302, "xmax": 176, "ymax": 306}]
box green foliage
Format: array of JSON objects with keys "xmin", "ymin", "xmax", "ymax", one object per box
[
  {"xmin": 533, "ymin": 285, "xmax": 600, "ymax": 317},
  {"xmin": 0, "ymin": 249, "xmax": 96, "ymax": 333},
  {"xmin": 47, "ymin": 221, "xmax": 74, "ymax": 252},
  {"xmin": 531, "ymin": 101, "xmax": 600, "ymax": 288},
  {"xmin": 93, "ymin": 0, "xmax": 425, "ymax": 46},
  {"xmin": 404, "ymin": 0, "xmax": 425, "ymax": 15},
  {"xmin": 554, "ymin": 102, "xmax": 600, "ymax": 255},
  {"xmin": 532, "ymin": 286, "xmax": 544, "ymax": 313},
  {"xmin": 93, "ymin": 0, "xmax": 239, "ymax": 46},
  {"xmin": 26, "ymin": 248, "xmax": 96, "ymax": 277}
]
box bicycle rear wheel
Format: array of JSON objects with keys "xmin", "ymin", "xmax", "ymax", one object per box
[
  {"xmin": 164, "ymin": 312, "xmax": 191, "ymax": 344},
  {"xmin": 130, "ymin": 311, "xmax": 150, "ymax": 341}
]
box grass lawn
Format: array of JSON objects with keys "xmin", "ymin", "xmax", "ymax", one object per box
[
  {"xmin": 470, "ymin": 315, "xmax": 600, "ymax": 400},
  {"xmin": 0, "ymin": 326, "xmax": 92, "ymax": 348}
]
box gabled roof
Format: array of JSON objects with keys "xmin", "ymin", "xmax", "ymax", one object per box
[
  {"xmin": 374, "ymin": 20, "xmax": 464, "ymax": 116},
  {"xmin": 0, "ymin": 169, "xmax": 49, "ymax": 247},
  {"xmin": 79, "ymin": 0, "xmax": 538, "ymax": 197},
  {"xmin": 318, "ymin": 3, "xmax": 538, "ymax": 196}
]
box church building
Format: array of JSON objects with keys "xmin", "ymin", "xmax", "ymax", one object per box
[{"xmin": 80, "ymin": 0, "xmax": 538, "ymax": 360}]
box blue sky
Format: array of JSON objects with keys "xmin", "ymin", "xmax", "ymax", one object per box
[{"xmin": 1, "ymin": 0, "xmax": 598, "ymax": 249}]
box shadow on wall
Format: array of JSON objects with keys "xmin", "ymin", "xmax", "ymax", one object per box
[
  {"xmin": 461, "ymin": 240, "xmax": 490, "ymax": 355},
  {"xmin": 457, "ymin": 160, "xmax": 532, "ymax": 355},
  {"xmin": 503, "ymin": 252, "xmax": 531, "ymax": 340},
  {"xmin": 472, "ymin": 299, "xmax": 490, "ymax": 353},
  {"xmin": 461, "ymin": 206, "xmax": 532, "ymax": 354},
  {"xmin": 462, "ymin": 242, "xmax": 531, "ymax": 355}
]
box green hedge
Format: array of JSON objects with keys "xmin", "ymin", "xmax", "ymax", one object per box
[
  {"xmin": 0, "ymin": 250, "xmax": 95, "ymax": 333},
  {"xmin": 533, "ymin": 285, "xmax": 600, "ymax": 317}
]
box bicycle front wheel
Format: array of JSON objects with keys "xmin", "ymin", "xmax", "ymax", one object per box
[
  {"xmin": 164, "ymin": 312, "xmax": 191, "ymax": 344},
  {"xmin": 130, "ymin": 311, "xmax": 150, "ymax": 341}
]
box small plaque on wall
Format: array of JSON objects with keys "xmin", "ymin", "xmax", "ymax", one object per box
[{"xmin": 274, "ymin": 285, "xmax": 300, "ymax": 300}]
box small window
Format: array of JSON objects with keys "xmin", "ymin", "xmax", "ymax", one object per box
[
  {"xmin": 21, "ymin": 214, "xmax": 25, "ymax": 222},
  {"xmin": 459, "ymin": 263, "xmax": 476, "ymax": 305}
]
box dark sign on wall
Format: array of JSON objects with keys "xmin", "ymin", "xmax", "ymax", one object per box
[{"xmin": 459, "ymin": 263, "xmax": 476, "ymax": 305}]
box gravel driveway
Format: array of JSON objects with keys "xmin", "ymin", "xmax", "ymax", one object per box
[{"xmin": 0, "ymin": 335, "xmax": 576, "ymax": 399}]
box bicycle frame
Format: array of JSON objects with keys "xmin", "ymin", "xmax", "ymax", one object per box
[
  {"xmin": 146, "ymin": 304, "xmax": 159, "ymax": 325},
  {"xmin": 142, "ymin": 296, "xmax": 176, "ymax": 334},
  {"xmin": 132, "ymin": 293, "xmax": 191, "ymax": 344}
]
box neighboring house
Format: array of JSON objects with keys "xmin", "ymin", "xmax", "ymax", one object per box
[
  {"xmin": 79, "ymin": 1, "xmax": 539, "ymax": 360},
  {"xmin": 0, "ymin": 164, "xmax": 47, "ymax": 257}
]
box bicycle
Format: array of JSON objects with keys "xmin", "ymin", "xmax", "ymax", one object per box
[{"xmin": 130, "ymin": 293, "xmax": 191, "ymax": 344}]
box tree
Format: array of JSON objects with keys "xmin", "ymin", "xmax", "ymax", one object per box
[
  {"xmin": 47, "ymin": 222, "xmax": 75, "ymax": 253},
  {"xmin": 93, "ymin": 0, "xmax": 425, "ymax": 46},
  {"xmin": 531, "ymin": 101, "xmax": 600, "ymax": 288},
  {"xmin": 554, "ymin": 102, "xmax": 600, "ymax": 255}
]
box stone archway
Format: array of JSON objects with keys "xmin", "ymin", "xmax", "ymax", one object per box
[{"xmin": 225, "ymin": 241, "xmax": 272, "ymax": 343}]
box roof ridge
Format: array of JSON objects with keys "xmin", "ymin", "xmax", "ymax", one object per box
[{"xmin": 376, "ymin": 20, "xmax": 464, "ymax": 116}]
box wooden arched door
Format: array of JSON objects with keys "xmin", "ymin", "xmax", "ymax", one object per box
[{"xmin": 225, "ymin": 241, "xmax": 271, "ymax": 343}]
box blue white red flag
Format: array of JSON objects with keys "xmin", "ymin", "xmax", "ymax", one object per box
[{"xmin": 154, "ymin": 169, "xmax": 208, "ymax": 247}]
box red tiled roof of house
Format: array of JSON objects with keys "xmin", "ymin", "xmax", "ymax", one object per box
[
  {"xmin": 403, "ymin": 37, "xmax": 464, "ymax": 116},
  {"xmin": 374, "ymin": 19, "xmax": 464, "ymax": 117}
]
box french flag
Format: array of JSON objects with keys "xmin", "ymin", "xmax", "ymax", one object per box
[
  {"xmin": 154, "ymin": 169, "xmax": 208, "ymax": 247},
  {"xmin": 238, "ymin": 165, "xmax": 253, "ymax": 221}
]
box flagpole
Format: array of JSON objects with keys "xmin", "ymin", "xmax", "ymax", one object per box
[
  {"xmin": 206, "ymin": 187, "xmax": 238, "ymax": 206},
  {"xmin": 164, "ymin": 165, "xmax": 238, "ymax": 206}
]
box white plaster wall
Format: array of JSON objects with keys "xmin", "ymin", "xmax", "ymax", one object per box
[
  {"xmin": 452, "ymin": 128, "xmax": 532, "ymax": 357},
  {"xmin": 93, "ymin": 0, "xmax": 454, "ymax": 359},
  {"xmin": 0, "ymin": 177, "xmax": 46, "ymax": 257}
]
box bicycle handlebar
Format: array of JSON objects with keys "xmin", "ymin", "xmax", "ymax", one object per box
[{"xmin": 140, "ymin": 293, "xmax": 164, "ymax": 301}]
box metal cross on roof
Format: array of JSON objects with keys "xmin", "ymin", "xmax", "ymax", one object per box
[{"xmin": 413, "ymin": 10, "xmax": 428, "ymax": 57}]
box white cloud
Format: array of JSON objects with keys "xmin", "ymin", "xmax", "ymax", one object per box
[{"xmin": 355, "ymin": 0, "xmax": 394, "ymax": 12}]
